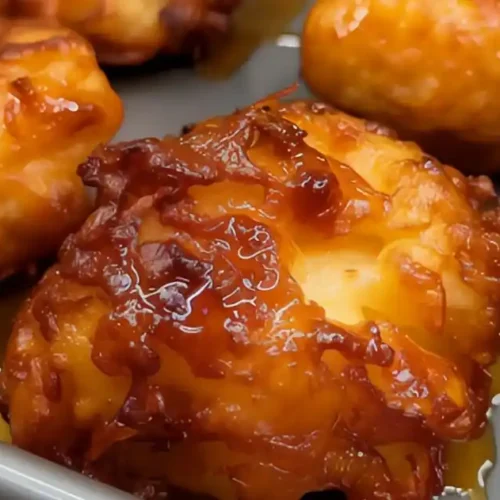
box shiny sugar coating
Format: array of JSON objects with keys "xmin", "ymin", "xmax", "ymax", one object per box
[
  {"xmin": 2, "ymin": 0, "xmax": 241, "ymax": 65},
  {"xmin": 0, "ymin": 20, "xmax": 122, "ymax": 279},
  {"xmin": 2, "ymin": 92, "xmax": 500, "ymax": 500},
  {"xmin": 302, "ymin": 0, "xmax": 500, "ymax": 173}
]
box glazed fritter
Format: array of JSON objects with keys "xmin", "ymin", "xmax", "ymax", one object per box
[
  {"xmin": 0, "ymin": 20, "xmax": 122, "ymax": 279},
  {"xmin": 2, "ymin": 0, "xmax": 241, "ymax": 65},
  {"xmin": 302, "ymin": 0, "xmax": 500, "ymax": 173},
  {"xmin": 2, "ymin": 91, "xmax": 500, "ymax": 500}
]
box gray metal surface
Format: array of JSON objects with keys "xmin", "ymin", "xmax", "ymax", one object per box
[
  {"xmin": 113, "ymin": 44, "xmax": 308, "ymax": 142},
  {"xmin": 0, "ymin": 443, "xmax": 133, "ymax": 500}
]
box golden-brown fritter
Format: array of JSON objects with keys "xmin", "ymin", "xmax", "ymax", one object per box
[
  {"xmin": 302, "ymin": 0, "xmax": 500, "ymax": 173},
  {"xmin": 0, "ymin": 20, "xmax": 122, "ymax": 279},
  {"xmin": 2, "ymin": 0, "xmax": 241, "ymax": 65},
  {"xmin": 2, "ymin": 90, "xmax": 500, "ymax": 500}
]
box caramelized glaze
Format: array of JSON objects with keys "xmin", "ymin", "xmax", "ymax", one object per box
[{"xmin": 2, "ymin": 92, "xmax": 500, "ymax": 500}]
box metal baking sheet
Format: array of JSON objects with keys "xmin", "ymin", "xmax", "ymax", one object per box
[{"xmin": 0, "ymin": 2, "xmax": 497, "ymax": 499}]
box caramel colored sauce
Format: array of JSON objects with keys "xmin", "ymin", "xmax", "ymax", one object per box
[
  {"xmin": 443, "ymin": 361, "xmax": 500, "ymax": 499},
  {"xmin": 445, "ymin": 428, "xmax": 493, "ymax": 499},
  {"xmin": 488, "ymin": 360, "xmax": 500, "ymax": 397},
  {"xmin": 199, "ymin": 0, "xmax": 307, "ymax": 78}
]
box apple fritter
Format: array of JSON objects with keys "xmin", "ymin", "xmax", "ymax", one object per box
[
  {"xmin": 2, "ymin": 0, "xmax": 241, "ymax": 65},
  {"xmin": 2, "ymin": 92, "xmax": 499, "ymax": 500},
  {"xmin": 0, "ymin": 20, "xmax": 122, "ymax": 279},
  {"xmin": 302, "ymin": 0, "xmax": 500, "ymax": 173}
]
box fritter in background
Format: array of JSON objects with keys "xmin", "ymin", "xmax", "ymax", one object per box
[
  {"xmin": 2, "ymin": 0, "xmax": 241, "ymax": 65},
  {"xmin": 0, "ymin": 20, "xmax": 122, "ymax": 279},
  {"xmin": 302, "ymin": 0, "xmax": 500, "ymax": 173}
]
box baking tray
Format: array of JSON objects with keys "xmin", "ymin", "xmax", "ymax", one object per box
[{"xmin": 0, "ymin": 3, "xmax": 497, "ymax": 499}]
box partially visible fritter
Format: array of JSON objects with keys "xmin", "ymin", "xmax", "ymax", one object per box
[
  {"xmin": 302, "ymin": 0, "xmax": 500, "ymax": 173},
  {"xmin": 0, "ymin": 20, "xmax": 122, "ymax": 279},
  {"xmin": 2, "ymin": 0, "xmax": 241, "ymax": 65},
  {"xmin": 2, "ymin": 92, "xmax": 500, "ymax": 500}
]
